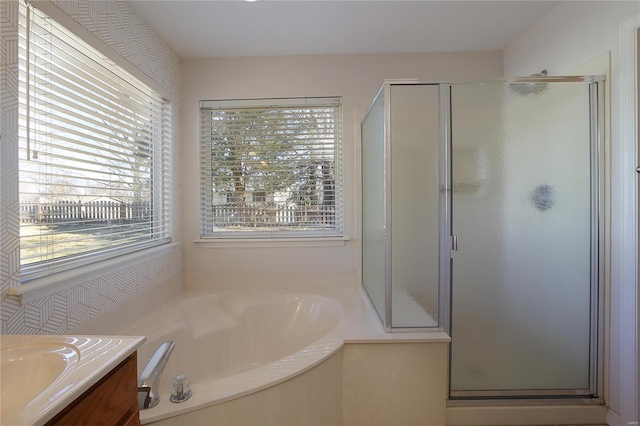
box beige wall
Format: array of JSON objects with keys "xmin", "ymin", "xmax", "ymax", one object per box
[
  {"xmin": 181, "ymin": 52, "xmax": 503, "ymax": 289},
  {"xmin": 342, "ymin": 343, "xmax": 447, "ymax": 426},
  {"xmin": 503, "ymin": 2, "xmax": 638, "ymax": 77}
]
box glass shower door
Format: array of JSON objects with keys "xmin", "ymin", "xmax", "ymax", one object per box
[{"xmin": 449, "ymin": 81, "xmax": 599, "ymax": 395}]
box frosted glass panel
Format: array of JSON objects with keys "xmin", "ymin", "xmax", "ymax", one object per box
[
  {"xmin": 390, "ymin": 85, "xmax": 439, "ymax": 328},
  {"xmin": 450, "ymin": 83, "xmax": 592, "ymax": 391},
  {"xmin": 362, "ymin": 91, "xmax": 386, "ymax": 324}
]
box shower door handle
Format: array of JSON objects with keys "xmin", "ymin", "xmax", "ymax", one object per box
[{"xmin": 451, "ymin": 235, "xmax": 458, "ymax": 251}]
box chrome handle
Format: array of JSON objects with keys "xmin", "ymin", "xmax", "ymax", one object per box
[
  {"xmin": 636, "ymin": 166, "xmax": 640, "ymax": 174},
  {"xmin": 452, "ymin": 235, "xmax": 458, "ymax": 251}
]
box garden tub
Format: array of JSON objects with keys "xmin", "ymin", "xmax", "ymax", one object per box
[{"xmin": 121, "ymin": 290, "xmax": 344, "ymax": 424}]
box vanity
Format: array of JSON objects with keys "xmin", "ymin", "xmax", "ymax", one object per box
[{"xmin": 0, "ymin": 335, "xmax": 145, "ymax": 425}]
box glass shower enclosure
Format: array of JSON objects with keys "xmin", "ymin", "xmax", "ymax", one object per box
[{"xmin": 360, "ymin": 77, "xmax": 605, "ymax": 398}]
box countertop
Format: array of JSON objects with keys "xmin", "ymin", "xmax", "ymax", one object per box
[{"xmin": 1, "ymin": 334, "xmax": 146, "ymax": 426}]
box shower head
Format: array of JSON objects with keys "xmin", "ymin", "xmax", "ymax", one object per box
[{"xmin": 510, "ymin": 70, "xmax": 549, "ymax": 96}]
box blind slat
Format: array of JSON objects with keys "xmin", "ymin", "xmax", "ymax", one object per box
[
  {"xmin": 18, "ymin": 0, "xmax": 172, "ymax": 279},
  {"xmin": 22, "ymin": 18, "xmax": 162, "ymax": 108},
  {"xmin": 200, "ymin": 98, "xmax": 342, "ymax": 239}
]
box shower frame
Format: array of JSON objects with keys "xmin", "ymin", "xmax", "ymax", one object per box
[{"xmin": 360, "ymin": 76, "xmax": 606, "ymax": 400}]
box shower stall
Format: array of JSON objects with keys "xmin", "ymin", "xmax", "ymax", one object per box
[{"xmin": 361, "ymin": 77, "xmax": 605, "ymax": 399}]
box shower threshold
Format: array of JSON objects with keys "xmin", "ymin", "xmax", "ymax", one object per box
[{"xmin": 447, "ymin": 394, "xmax": 604, "ymax": 407}]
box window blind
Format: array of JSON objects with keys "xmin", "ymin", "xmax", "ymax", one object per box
[
  {"xmin": 200, "ymin": 98, "xmax": 343, "ymax": 238},
  {"xmin": 17, "ymin": 1, "xmax": 172, "ymax": 280}
]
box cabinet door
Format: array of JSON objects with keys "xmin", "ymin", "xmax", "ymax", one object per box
[{"xmin": 46, "ymin": 354, "xmax": 139, "ymax": 425}]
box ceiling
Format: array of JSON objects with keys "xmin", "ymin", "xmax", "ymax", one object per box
[{"xmin": 128, "ymin": 1, "xmax": 561, "ymax": 59}]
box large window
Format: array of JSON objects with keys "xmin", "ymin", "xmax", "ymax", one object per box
[
  {"xmin": 200, "ymin": 98, "xmax": 342, "ymax": 239},
  {"xmin": 18, "ymin": 1, "xmax": 172, "ymax": 281}
]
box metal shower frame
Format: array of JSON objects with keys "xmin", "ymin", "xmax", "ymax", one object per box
[{"xmin": 360, "ymin": 75, "xmax": 606, "ymax": 400}]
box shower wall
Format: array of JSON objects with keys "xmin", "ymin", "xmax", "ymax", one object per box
[
  {"xmin": 390, "ymin": 85, "xmax": 439, "ymax": 328},
  {"xmin": 361, "ymin": 82, "xmax": 441, "ymax": 329},
  {"xmin": 362, "ymin": 90, "xmax": 387, "ymax": 324}
]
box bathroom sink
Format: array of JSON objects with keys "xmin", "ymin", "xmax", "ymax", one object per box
[
  {"xmin": 0, "ymin": 341, "xmax": 80, "ymax": 418},
  {"xmin": 0, "ymin": 335, "xmax": 145, "ymax": 425}
]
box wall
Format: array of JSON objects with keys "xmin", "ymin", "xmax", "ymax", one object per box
[
  {"xmin": 181, "ymin": 51, "xmax": 503, "ymax": 290},
  {"xmin": 503, "ymin": 1, "xmax": 640, "ymax": 423},
  {"xmin": 504, "ymin": 2, "xmax": 639, "ymax": 77},
  {"xmin": 342, "ymin": 342, "xmax": 447, "ymax": 425},
  {"xmin": 0, "ymin": 0, "xmax": 183, "ymax": 334}
]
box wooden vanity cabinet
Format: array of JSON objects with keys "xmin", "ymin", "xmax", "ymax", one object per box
[{"xmin": 45, "ymin": 353, "xmax": 139, "ymax": 426}]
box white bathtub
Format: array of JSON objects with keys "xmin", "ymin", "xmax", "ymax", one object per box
[{"xmin": 121, "ymin": 290, "xmax": 344, "ymax": 424}]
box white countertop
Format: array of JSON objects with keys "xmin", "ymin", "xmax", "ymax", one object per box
[{"xmin": 1, "ymin": 334, "xmax": 146, "ymax": 426}]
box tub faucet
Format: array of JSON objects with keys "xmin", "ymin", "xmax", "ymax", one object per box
[{"xmin": 138, "ymin": 341, "xmax": 175, "ymax": 410}]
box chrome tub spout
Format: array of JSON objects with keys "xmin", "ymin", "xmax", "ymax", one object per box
[{"xmin": 138, "ymin": 341, "xmax": 175, "ymax": 409}]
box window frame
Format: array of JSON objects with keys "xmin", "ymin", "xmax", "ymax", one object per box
[
  {"xmin": 198, "ymin": 97, "xmax": 344, "ymax": 241},
  {"xmin": 15, "ymin": 0, "xmax": 173, "ymax": 284}
]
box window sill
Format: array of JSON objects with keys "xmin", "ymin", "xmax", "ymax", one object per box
[
  {"xmin": 193, "ymin": 237, "xmax": 350, "ymax": 248},
  {"xmin": 8, "ymin": 242, "xmax": 179, "ymax": 305}
]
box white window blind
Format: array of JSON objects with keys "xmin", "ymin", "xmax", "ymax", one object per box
[
  {"xmin": 200, "ymin": 98, "xmax": 343, "ymax": 238},
  {"xmin": 17, "ymin": 1, "xmax": 172, "ymax": 280}
]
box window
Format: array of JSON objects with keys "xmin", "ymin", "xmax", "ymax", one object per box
[
  {"xmin": 253, "ymin": 191, "xmax": 267, "ymax": 203},
  {"xmin": 200, "ymin": 97, "xmax": 342, "ymax": 239},
  {"xmin": 17, "ymin": 1, "xmax": 172, "ymax": 281}
]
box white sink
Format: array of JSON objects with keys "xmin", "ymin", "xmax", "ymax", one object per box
[
  {"xmin": 1, "ymin": 341, "xmax": 80, "ymax": 417},
  {"xmin": 0, "ymin": 335, "xmax": 145, "ymax": 426}
]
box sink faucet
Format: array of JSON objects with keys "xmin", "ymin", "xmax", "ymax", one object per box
[{"xmin": 138, "ymin": 341, "xmax": 175, "ymax": 409}]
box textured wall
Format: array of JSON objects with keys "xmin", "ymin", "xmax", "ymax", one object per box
[{"xmin": 0, "ymin": 0, "xmax": 182, "ymax": 334}]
